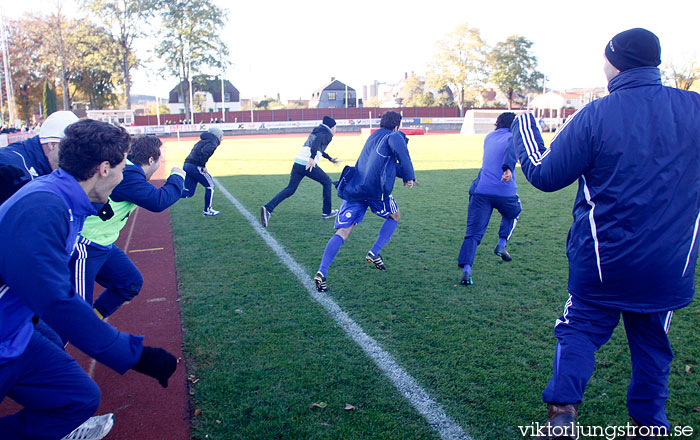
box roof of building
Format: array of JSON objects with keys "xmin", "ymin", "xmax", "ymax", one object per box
[
  {"xmin": 313, "ymin": 78, "xmax": 355, "ymax": 94},
  {"xmin": 169, "ymin": 79, "xmax": 240, "ymax": 103}
]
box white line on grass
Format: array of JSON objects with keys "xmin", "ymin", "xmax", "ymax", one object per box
[{"xmin": 213, "ymin": 177, "xmax": 472, "ymax": 440}]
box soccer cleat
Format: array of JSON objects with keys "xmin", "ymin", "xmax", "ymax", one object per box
[
  {"xmin": 202, "ymin": 208, "xmax": 220, "ymax": 217},
  {"xmin": 321, "ymin": 209, "xmax": 339, "ymax": 219},
  {"xmin": 261, "ymin": 206, "xmax": 271, "ymax": 227},
  {"xmin": 62, "ymin": 413, "xmax": 114, "ymax": 440},
  {"xmin": 365, "ymin": 251, "xmax": 386, "ymax": 270},
  {"xmin": 493, "ymin": 246, "xmax": 512, "ymax": 262},
  {"xmin": 460, "ymin": 272, "xmax": 474, "ymax": 285},
  {"xmin": 314, "ymin": 271, "xmax": 328, "ymax": 292}
]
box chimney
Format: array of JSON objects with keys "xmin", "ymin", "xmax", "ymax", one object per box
[
  {"xmin": 331, "ymin": 77, "xmax": 335, "ymax": 81},
  {"xmin": 405, "ymin": 72, "xmax": 408, "ymax": 79}
]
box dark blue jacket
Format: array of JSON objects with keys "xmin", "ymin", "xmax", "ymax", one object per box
[
  {"xmin": 470, "ymin": 128, "xmax": 518, "ymax": 197},
  {"xmin": 0, "ymin": 169, "xmax": 143, "ymax": 372},
  {"xmin": 338, "ymin": 128, "xmax": 415, "ymax": 202},
  {"xmin": 306, "ymin": 124, "xmax": 334, "ymax": 161},
  {"xmin": 79, "ymin": 161, "xmax": 184, "ymax": 248},
  {"xmin": 512, "ymin": 67, "xmax": 700, "ymax": 312},
  {"xmin": 0, "ymin": 135, "xmax": 52, "ymax": 184},
  {"xmin": 111, "ymin": 162, "xmax": 184, "ymax": 211},
  {"xmin": 184, "ymin": 132, "xmax": 220, "ymax": 167}
]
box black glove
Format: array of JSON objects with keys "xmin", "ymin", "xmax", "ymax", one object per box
[
  {"xmin": 132, "ymin": 346, "xmax": 177, "ymax": 388},
  {"xmin": 0, "ymin": 165, "xmax": 28, "ymax": 205},
  {"xmin": 96, "ymin": 201, "xmax": 115, "ymax": 221}
]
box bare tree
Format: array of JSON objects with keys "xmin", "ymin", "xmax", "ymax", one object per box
[
  {"xmin": 81, "ymin": 0, "xmax": 157, "ymax": 109},
  {"xmin": 663, "ymin": 57, "xmax": 699, "ymax": 91}
]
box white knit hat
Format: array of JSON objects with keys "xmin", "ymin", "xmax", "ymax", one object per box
[{"xmin": 39, "ymin": 111, "xmax": 79, "ymax": 144}]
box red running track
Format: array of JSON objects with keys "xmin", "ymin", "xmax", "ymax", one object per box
[{"xmin": 0, "ymin": 168, "xmax": 189, "ymax": 440}]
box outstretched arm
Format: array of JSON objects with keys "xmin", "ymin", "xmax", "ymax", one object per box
[
  {"xmin": 511, "ymin": 112, "xmax": 593, "ymax": 192},
  {"xmin": 111, "ymin": 168, "xmax": 184, "ymax": 212}
]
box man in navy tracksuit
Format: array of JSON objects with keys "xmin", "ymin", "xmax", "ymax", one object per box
[
  {"xmin": 70, "ymin": 135, "xmax": 184, "ymax": 319},
  {"xmin": 511, "ymin": 29, "xmax": 700, "ymax": 439},
  {"xmin": 260, "ymin": 116, "xmax": 339, "ymax": 227},
  {"xmin": 0, "ymin": 120, "xmax": 177, "ymax": 440},
  {"xmin": 182, "ymin": 127, "xmax": 223, "ymax": 216},
  {"xmin": 0, "ymin": 111, "xmax": 79, "ymax": 194},
  {"xmin": 314, "ymin": 111, "xmax": 417, "ymax": 292},
  {"xmin": 458, "ymin": 112, "xmax": 521, "ymax": 285}
]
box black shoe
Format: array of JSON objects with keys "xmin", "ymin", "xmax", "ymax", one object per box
[
  {"xmin": 460, "ymin": 272, "xmax": 473, "ymax": 285},
  {"xmin": 261, "ymin": 206, "xmax": 271, "ymax": 228},
  {"xmin": 366, "ymin": 251, "xmax": 386, "ymax": 270},
  {"xmin": 314, "ymin": 272, "xmax": 328, "ymax": 292},
  {"xmin": 493, "ymin": 246, "xmax": 512, "ymax": 262}
]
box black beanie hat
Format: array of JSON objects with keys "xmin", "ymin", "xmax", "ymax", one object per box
[
  {"xmin": 604, "ymin": 28, "xmax": 661, "ymax": 72},
  {"xmin": 322, "ymin": 116, "xmax": 336, "ymax": 128}
]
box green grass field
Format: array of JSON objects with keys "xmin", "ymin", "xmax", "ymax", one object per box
[{"xmin": 166, "ymin": 133, "xmax": 699, "ymax": 440}]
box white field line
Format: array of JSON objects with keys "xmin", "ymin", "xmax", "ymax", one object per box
[{"xmin": 213, "ymin": 177, "xmax": 471, "ymax": 440}]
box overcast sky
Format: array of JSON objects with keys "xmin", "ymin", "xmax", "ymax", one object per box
[{"xmin": 3, "ymin": 0, "xmax": 700, "ymax": 101}]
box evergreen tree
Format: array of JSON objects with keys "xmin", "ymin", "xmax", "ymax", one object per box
[{"xmin": 43, "ymin": 81, "xmax": 57, "ymax": 117}]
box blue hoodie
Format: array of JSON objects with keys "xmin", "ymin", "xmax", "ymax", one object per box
[
  {"xmin": 0, "ymin": 135, "xmax": 52, "ymax": 183},
  {"xmin": 469, "ymin": 128, "xmax": 518, "ymax": 197},
  {"xmin": 512, "ymin": 67, "xmax": 700, "ymax": 312},
  {"xmin": 0, "ymin": 170, "xmax": 143, "ymax": 372},
  {"xmin": 338, "ymin": 128, "xmax": 415, "ymax": 202}
]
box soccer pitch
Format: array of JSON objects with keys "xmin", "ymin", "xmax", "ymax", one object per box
[{"xmin": 165, "ymin": 133, "xmax": 699, "ymax": 440}]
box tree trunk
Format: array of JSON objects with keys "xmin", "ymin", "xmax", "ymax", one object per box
[
  {"xmin": 56, "ymin": 14, "xmax": 71, "ymax": 110},
  {"xmin": 123, "ymin": 49, "xmax": 131, "ymax": 109},
  {"xmin": 507, "ymin": 89, "xmax": 513, "ymax": 110}
]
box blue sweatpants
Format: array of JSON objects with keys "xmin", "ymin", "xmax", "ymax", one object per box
[
  {"xmin": 182, "ymin": 163, "xmax": 214, "ymax": 211},
  {"xmin": 458, "ymin": 193, "xmax": 521, "ymax": 268},
  {"xmin": 543, "ymin": 295, "xmax": 674, "ymax": 429},
  {"xmin": 70, "ymin": 241, "xmax": 143, "ymax": 318},
  {"xmin": 0, "ymin": 329, "xmax": 100, "ymax": 439}
]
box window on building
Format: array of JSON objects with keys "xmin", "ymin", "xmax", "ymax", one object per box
[
  {"xmin": 328, "ymin": 92, "xmax": 336, "ymax": 100},
  {"xmin": 224, "ymin": 93, "xmax": 231, "ymax": 101},
  {"xmin": 178, "ymin": 94, "xmax": 184, "ymax": 103}
]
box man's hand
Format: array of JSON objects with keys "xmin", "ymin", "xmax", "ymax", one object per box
[
  {"xmin": 305, "ymin": 158, "xmax": 315, "ymax": 171},
  {"xmin": 171, "ymin": 167, "xmax": 185, "ymax": 179},
  {"xmin": 404, "ymin": 179, "xmax": 419, "ymax": 189},
  {"xmin": 501, "ymin": 169, "xmax": 512, "ymax": 182},
  {"xmin": 131, "ymin": 346, "xmax": 178, "ymax": 388},
  {"xmin": 329, "ymin": 157, "xmax": 340, "ymax": 164}
]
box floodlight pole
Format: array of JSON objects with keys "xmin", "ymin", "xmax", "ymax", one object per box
[
  {"xmin": 187, "ymin": 43, "xmax": 194, "ymax": 124},
  {"xmin": 221, "ymin": 76, "xmax": 225, "ymax": 122},
  {"xmin": 156, "ymin": 95, "xmax": 161, "ymax": 126},
  {"xmin": 0, "ymin": 10, "xmax": 15, "ymax": 126}
]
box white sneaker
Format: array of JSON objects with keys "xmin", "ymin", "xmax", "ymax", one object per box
[
  {"xmin": 202, "ymin": 208, "xmax": 220, "ymax": 216},
  {"xmin": 321, "ymin": 209, "xmax": 338, "ymax": 219},
  {"xmin": 62, "ymin": 413, "xmax": 114, "ymax": 440}
]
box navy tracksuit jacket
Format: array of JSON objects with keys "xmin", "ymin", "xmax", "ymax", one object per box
[
  {"xmin": 0, "ymin": 170, "xmax": 144, "ymax": 438},
  {"xmin": 511, "ymin": 66, "xmax": 700, "ymax": 428}
]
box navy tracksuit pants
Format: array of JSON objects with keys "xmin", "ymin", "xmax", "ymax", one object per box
[
  {"xmin": 0, "ymin": 329, "xmax": 100, "ymax": 439},
  {"xmin": 458, "ymin": 193, "xmax": 521, "ymax": 268},
  {"xmin": 70, "ymin": 241, "xmax": 143, "ymax": 319},
  {"xmin": 264, "ymin": 163, "xmax": 333, "ymax": 215},
  {"xmin": 182, "ymin": 163, "xmax": 215, "ymax": 211},
  {"xmin": 543, "ymin": 295, "xmax": 674, "ymax": 429}
]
